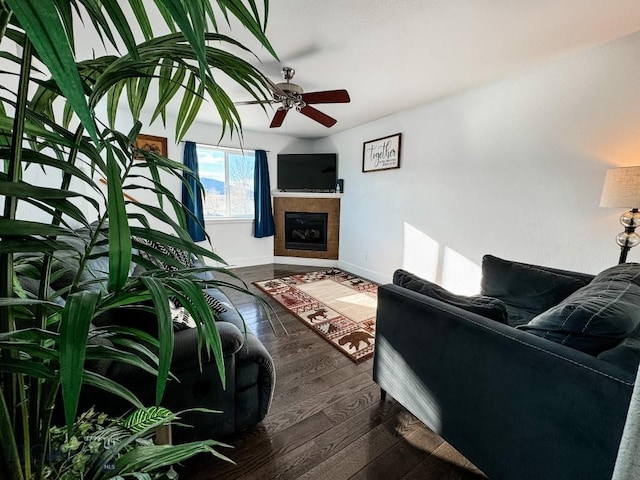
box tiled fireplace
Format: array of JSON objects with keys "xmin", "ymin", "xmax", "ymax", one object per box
[{"xmin": 273, "ymin": 193, "xmax": 340, "ymax": 260}]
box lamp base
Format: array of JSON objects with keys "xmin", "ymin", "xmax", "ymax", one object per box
[{"xmin": 617, "ymin": 208, "xmax": 640, "ymax": 264}]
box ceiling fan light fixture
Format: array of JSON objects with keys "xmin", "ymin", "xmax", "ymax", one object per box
[
  {"xmin": 276, "ymin": 82, "xmax": 303, "ymax": 95},
  {"xmin": 282, "ymin": 66, "xmax": 296, "ymax": 81}
]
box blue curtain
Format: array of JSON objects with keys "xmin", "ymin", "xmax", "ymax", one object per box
[
  {"xmin": 254, "ymin": 149, "xmax": 275, "ymax": 238},
  {"xmin": 182, "ymin": 141, "xmax": 206, "ymax": 242}
]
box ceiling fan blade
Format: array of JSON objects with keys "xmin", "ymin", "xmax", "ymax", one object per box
[
  {"xmin": 301, "ymin": 89, "xmax": 350, "ymax": 104},
  {"xmin": 264, "ymin": 76, "xmax": 288, "ymax": 97},
  {"xmin": 234, "ymin": 99, "xmax": 274, "ymax": 106},
  {"xmin": 299, "ymin": 105, "xmax": 337, "ymax": 127},
  {"xmin": 270, "ymin": 108, "xmax": 289, "ymax": 128}
]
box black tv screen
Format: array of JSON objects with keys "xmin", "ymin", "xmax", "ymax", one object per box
[{"xmin": 277, "ymin": 153, "xmax": 337, "ymax": 191}]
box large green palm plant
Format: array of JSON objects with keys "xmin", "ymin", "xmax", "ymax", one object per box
[{"xmin": 0, "ymin": 1, "xmax": 277, "ymax": 478}]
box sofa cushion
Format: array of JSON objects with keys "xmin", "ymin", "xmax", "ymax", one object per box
[
  {"xmin": 393, "ymin": 269, "xmax": 509, "ymax": 323},
  {"xmin": 136, "ymin": 237, "xmax": 195, "ymax": 270},
  {"xmin": 518, "ymin": 263, "xmax": 640, "ymax": 355},
  {"xmin": 481, "ymin": 255, "xmax": 592, "ymax": 315},
  {"xmin": 597, "ymin": 337, "xmax": 640, "ymax": 373},
  {"xmin": 171, "ymin": 291, "xmax": 228, "ymax": 331},
  {"xmin": 503, "ymin": 305, "xmax": 537, "ymax": 328}
]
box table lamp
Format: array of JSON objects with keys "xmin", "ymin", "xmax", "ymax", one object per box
[{"xmin": 600, "ymin": 166, "xmax": 640, "ymax": 264}]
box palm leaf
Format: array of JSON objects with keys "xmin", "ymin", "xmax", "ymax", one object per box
[
  {"xmin": 106, "ymin": 147, "xmax": 131, "ymax": 292},
  {"xmin": 83, "ymin": 370, "xmax": 144, "ymax": 409},
  {"xmin": 217, "ymin": 0, "xmax": 277, "ymax": 58},
  {"xmin": 0, "ymin": 327, "xmax": 59, "ymax": 342},
  {"xmin": 106, "ymin": 80, "xmax": 126, "ymax": 129},
  {"xmin": 114, "ymin": 442, "xmax": 233, "ymax": 474},
  {"xmin": 20, "ymin": 197, "xmax": 90, "ymax": 229},
  {"xmin": 0, "ymin": 341, "xmax": 59, "ymax": 360},
  {"xmin": 0, "ymin": 219, "xmax": 69, "ymax": 237},
  {"xmin": 0, "ymin": 177, "xmax": 81, "ymax": 200},
  {"xmin": 107, "ymin": 336, "xmax": 159, "ymax": 367},
  {"xmin": 85, "ymin": 344, "xmax": 160, "ymax": 378},
  {"xmin": 72, "ymin": 0, "xmax": 118, "ymax": 52},
  {"xmin": 0, "ymin": 1, "xmax": 279, "ymax": 477},
  {"xmin": 176, "ymin": 78, "xmax": 205, "ymax": 142},
  {"xmin": 129, "ymin": 227, "xmax": 227, "ymax": 265},
  {"xmin": 127, "ymin": 0, "xmax": 154, "ymax": 40},
  {"xmin": 0, "ymin": 238, "xmax": 75, "ymax": 254},
  {"xmin": 6, "ymin": 0, "xmax": 97, "ymax": 140},
  {"xmin": 0, "ymin": 0, "xmax": 11, "ymax": 42},
  {"xmin": 0, "ymin": 389, "xmax": 22, "ymax": 480},
  {"xmin": 59, "ymin": 290, "xmax": 99, "ymax": 429},
  {"xmin": 97, "ymin": 325, "xmax": 160, "ymax": 349},
  {"xmin": 151, "ymin": 61, "xmax": 186, "ymax": 125},
  {"xmin": 167, "ymin": 279, "xmax": 224, "ymax": 385},
  {"xmin": 140, "ymin": 277, "xmax": 173, "ymax": 405},
  {"xmin": 0, "ymin": 358, "xmax": 56, "ymax": 378},
  {"xmin": 154, "ymin": 0, "xmax": 210, "ymax": 83},
  {"xmin": 98, "ymin": 0, "xmax": 139, "ymax": 59}
]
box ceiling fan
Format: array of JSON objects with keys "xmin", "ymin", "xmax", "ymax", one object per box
[{"xmin": 236, "ymin": 67, "xmax": 350, "ymax": 128}]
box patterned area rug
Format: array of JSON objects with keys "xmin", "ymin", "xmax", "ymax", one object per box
[{"xmin": 255, "ymin": 269, "xmax": 378, "ymax": 363}]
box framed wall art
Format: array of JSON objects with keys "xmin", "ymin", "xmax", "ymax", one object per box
[
  {"xmin": 362, "ymin": 133, "xmax": 401, "ymax": 172},
  {"xmin": 134, "ymin": 133, "xmax": 168, "ymax": 159}
]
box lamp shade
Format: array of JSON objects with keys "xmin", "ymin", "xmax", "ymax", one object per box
[{"xmin": 600, "ymin": 166, "xmax": 640, "ymax": 208}]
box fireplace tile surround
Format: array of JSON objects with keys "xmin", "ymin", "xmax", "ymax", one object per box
[{"xmin": 273, "ymin": 192, "xmax": 340, "ymax": 260}]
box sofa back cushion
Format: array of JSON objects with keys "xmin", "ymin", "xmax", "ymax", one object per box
[
  {"xmin": 393, "ymin": 269, "xmax": 509, "ymax": 323},
  {"xmin": 518, "ymin": 263, "xmax": 640, "ymax": 355},
  {"xmin": 481, "ymin": 255, "xmax": 593, "ymax": 315}
]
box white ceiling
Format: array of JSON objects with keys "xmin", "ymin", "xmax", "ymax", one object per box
[{"xmin": 207, "ymin": 0, "xmax": 640, "ymax": 140}]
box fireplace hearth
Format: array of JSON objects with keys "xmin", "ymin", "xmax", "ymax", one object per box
[{"xmin": 284, "ymin": 212, "xmax": 328, "ymax": 251}]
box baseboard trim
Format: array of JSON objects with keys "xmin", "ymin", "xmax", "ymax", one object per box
[
  {"xmin": 201, "ymin": 256, "xmax": 390, "ymax": 282},
  {"xmin": 337, "ymin": 260, "xmax": 387, "ymax": 284},
  {"xmin": 273, "ymin": 256, "xmax": 338, "ymax": 268},
  {"xmin": 203, "ymin": 255, "xmax": 274, "ymax": 269}
]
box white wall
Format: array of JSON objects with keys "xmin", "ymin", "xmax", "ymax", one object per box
[{"xmin": 315, "ymin": 32, "xmax": 640, "ymax": 292}]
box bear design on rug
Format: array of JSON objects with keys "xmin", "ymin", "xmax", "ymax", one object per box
[
  {"xmin": 338, "ymin": 331, "xmax": 374, "ymax": 351},
  {"xmin": 307, "ymin": 308, "xmax": 328, "ymax": 322}
]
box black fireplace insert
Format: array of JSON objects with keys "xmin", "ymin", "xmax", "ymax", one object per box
[{"xmin": 284, "ymin": 212, "xmax": 328, "ymax": 251}]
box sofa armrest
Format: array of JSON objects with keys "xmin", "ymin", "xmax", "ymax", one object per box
[
  {"xmin": 107, "ymin": 321, "xmax": 244, "ymax": 381},
  {"xmin": 373, "ymin": 284, "xmax": 634, "ymax": 480},
  {"xmin": 204, "ymin": 287, "xmax": 248, "ymax": 332},
  {"xmin": 237, "ymin": 333, "xmax": 275, "ymax": 412},
  {"xmin": 172, "ymin": 322, "xmax": 244, "ymax": 371}
]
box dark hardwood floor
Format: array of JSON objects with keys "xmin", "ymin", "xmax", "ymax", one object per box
[{"xmin": 179, "ymin": 264, "xmax": 487, "ymax": 480}]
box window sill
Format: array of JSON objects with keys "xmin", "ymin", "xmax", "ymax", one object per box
[{"xmin": 205, "ymin": 217, "xmax": 254, "ymax": 225}]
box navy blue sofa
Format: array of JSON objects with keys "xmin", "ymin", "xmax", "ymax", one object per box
[{"xmin": 373, "ymin": 255, "xmax": 640, "ymax": 480}]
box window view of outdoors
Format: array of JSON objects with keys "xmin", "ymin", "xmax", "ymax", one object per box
[{"xmin": 196, "ymin": 145, "xmax": 255, "ymax": 218}]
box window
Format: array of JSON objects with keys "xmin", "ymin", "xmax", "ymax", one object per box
[{"xmin": 195, "ymin": 144, "xmax": 255, "ymax": 218}]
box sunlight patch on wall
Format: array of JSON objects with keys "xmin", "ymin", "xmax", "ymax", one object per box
[
  {"xmin": 402, "ymin": 223, "xmax": 440, "ymax": 282},
  {"xmin": 402, "ymin": 223, "xmax": 481, "ymax": 294},
  {"xmin": 441, "ymin": 247, "xmax": 481, "ymax": 295}
]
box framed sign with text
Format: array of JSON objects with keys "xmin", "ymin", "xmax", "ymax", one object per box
[{"xmin": 362, "ymin": 133, "xmax": 401, "ymax": 172}]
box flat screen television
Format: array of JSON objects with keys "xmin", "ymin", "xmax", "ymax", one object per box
[{"xmin": 277, "ymin": 153, "xmax": 337, "ymax": 191}]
